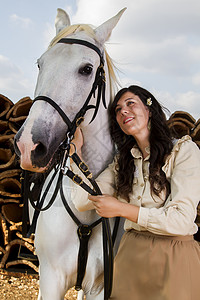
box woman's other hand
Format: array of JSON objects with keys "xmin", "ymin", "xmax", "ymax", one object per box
[
  {"xmin": 89, "ymin": 194, "xmax": 139, "ymax": 222},
  {"xmin": 88, "ymin": 194, "xmax": 121, "ymax": 218},
  {"xmin": 71, "ymin": 128, "xmax": 84, "ymax": 158}
]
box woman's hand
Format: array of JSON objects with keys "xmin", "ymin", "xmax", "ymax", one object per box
[
  {"xmin": 88, "ymin": 194, "xmax": 121, "ymax": 218},
  {"xmin": 89, "ymin": 194, "xmax": 139, "ymax": 223},
  {"xmin": 70, "ymin": 128, "xmax": 84, "ymax": 158}
]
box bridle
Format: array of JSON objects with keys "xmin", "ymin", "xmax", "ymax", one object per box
[{"xmin": 21, "ymin": 38, "xmax": 119, "ymax": 300}]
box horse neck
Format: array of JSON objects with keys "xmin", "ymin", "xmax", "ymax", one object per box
[{"xmin": 81, "ymin": 61, "xmax": 115, "ymax": 177}]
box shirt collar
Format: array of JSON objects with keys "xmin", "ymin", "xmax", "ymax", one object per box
[{"xmin": 130, "ymin": 144, "xmax": 150, "ymax": 161}]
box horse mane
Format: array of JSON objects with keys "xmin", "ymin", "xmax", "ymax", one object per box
[{"xmin": 49, "ymin": 24, "xmax": 120, "ymax": 100}]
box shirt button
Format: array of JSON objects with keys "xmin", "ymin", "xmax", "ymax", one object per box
[
  {"xmin": 137, "ymin": 196, "xmax": 142, "ymax": 200},
  {"xmin": 140, "ymin": 183, "xmax": 144, "ymax": 187}
]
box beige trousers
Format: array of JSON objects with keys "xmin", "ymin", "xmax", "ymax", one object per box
[{"xmin": 110, "ymin": 230, "xmax": 200, "ymax": 300}]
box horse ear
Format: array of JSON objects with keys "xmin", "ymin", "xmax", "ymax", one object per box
[
  {"xmin": 94, "ymin": 8, "xmax": 127, "ymax": 45},
  {"xmin": 55, "ymin": 8, "xmax": 71, "ymax": 34}
]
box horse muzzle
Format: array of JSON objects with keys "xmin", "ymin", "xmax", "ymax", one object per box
[{"xmin": 14, "ymin": 130, "xmax": 53, "ymax": 173}]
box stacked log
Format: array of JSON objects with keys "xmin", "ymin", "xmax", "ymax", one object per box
[
  {"xmin": 0, "ymin": 94, "xmax": 200, "ymax": 277},
  {"xmin": 0, "ymin": 94, "xmax": 38, "ymax": 274},
  {"xmin": 167, "ymin": 110, "xmax": 200, "ymax": 149},
  {"xmin": 167, "ymin": 111, "xmax": 200, "ymax": 239}
]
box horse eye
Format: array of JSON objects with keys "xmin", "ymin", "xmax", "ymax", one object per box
[{"xmin": 79, "ymin": 65, "xmax": 93, "ymax": 75}]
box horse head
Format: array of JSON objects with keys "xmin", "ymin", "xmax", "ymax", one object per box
[{"xmin": 14, "ymin": 8, "xmax": 126, "ymax": 174}]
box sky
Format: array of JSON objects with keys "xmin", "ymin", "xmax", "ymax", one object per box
[{"xmin": 0, "ymin": 0, "xmax": 200, "ymax": 120}]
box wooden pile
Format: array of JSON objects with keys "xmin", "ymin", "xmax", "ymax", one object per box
[
  {"xmin": 0, "ymin": 94, "xmax": 38, "ymax": 274},
  {"xmin": 167, "ymin": 110, "xmax": 200, "ymax": 148},
  {"xmin": 167, "ymin": 110, "xmax": 200, "ymax": 238},
  {"xmin": 0, "ymin": 94, "xmax": 200, "ymax": 276}
]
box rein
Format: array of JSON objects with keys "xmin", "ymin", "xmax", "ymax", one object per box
[{"xmin": 21, "ymin": 38, "xmax": 118, "ymax": 300}]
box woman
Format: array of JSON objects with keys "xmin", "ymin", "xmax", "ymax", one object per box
[{"xmin": 71, "ymin": 85, "xmax": 200, "ymax": 300}]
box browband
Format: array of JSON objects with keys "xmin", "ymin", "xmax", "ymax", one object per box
[{"xmin": 57, "ymin": 38, "xmax": 104, "ymax": 64}]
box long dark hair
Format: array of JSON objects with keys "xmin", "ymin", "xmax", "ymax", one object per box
[{"xmin": 109, "ymin": 85, "xmax": 173, "ymax": 202}]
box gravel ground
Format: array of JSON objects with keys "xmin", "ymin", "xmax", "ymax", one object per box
[{"xmin": 0, "ymin": 271, "xmax": 78, "ymax": 299}]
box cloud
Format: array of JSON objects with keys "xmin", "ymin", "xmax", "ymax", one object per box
[
  {"xmin": 176, "ymin": 91, "xmax": 200, "ymax": 118},
  {"xmin": 0, "ymin": 55, "xmax": 34, "ymax": 102},
  {"xmin": 152, "ymin": 89, "xmax": 200, "ymax": 120},
  {"xmin": 71, "ymin": 0, "xmax": 200, "ymax": 76},
  {"xmin": 43, "ymin": 22, "xmax": 55, "ymax": 48},
  {"xmin": 2, "ymin": 0, "xmax": 199, "ymax": 117},
  {"xmin": 69, "ymin": 0, "xmax": 200, "ymax": 117},
  {"xmin": 72, "ymin": 0, "xmax": 200, "ymax": 38},
  {"xmin": 10, "ymin": 14, "xmax": 33, "ymax": 28},
  {"xmin": 193, "ymin": 73, "xmax": 200, "ymax": 86},
  {"xmin": 111, "ymin": 36, "xmax": 198, "ymax": 78},
  {"xmin": 0, "ymin": 55, "xmax": 20, "ymax": 77}
]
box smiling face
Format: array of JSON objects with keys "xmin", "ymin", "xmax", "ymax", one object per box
[{"xmin": 115, "ymin": 91, "xmax": 150, "ymax": 141}]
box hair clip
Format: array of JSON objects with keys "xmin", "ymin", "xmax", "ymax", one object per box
[{"xmin": 147, "ymin": 97, "xmax": 152, "ymax": 106}]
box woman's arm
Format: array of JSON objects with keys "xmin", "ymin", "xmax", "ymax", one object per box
[
  {"xmin": 70, "ymin": 128, "xmax": 117, "ymax": 211},
  {"xmin": 138, "ymin": 139, "xmax": 200, "ymax": 235},
  {"xmin": 89, "ymin": 194, "xmax": 139, "ymax": 222}
]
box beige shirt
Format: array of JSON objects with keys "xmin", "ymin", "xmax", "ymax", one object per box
[{"xmin": 71, "ymin": 135, "xmax": 200, "ymax": 236}]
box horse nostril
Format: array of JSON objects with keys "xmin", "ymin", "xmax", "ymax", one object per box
[
  {"xmin": 34, "ymin": 142, "xmax": 47, "ymax": 158},
  {"xmin": 31, "ymin": 142, "xmax": 51, "ymax": 168}
]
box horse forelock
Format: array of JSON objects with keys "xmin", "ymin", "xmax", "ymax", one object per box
[
  {"xmin": 48, "ymin": 24, "xmax": 119, "ymax": 102},
  {"xmin": 49, "ymin": 24, "xmax": 96, "ymax": 48}
]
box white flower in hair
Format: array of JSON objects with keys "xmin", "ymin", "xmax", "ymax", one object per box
[{"xmin": 147, "ymin": 97, "xmax": 152, "ymax": 106}]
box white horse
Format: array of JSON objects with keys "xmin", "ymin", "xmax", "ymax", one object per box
[{"xmin": 14, "ymin": 8, "xmax": 125, "ymax": 300}]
